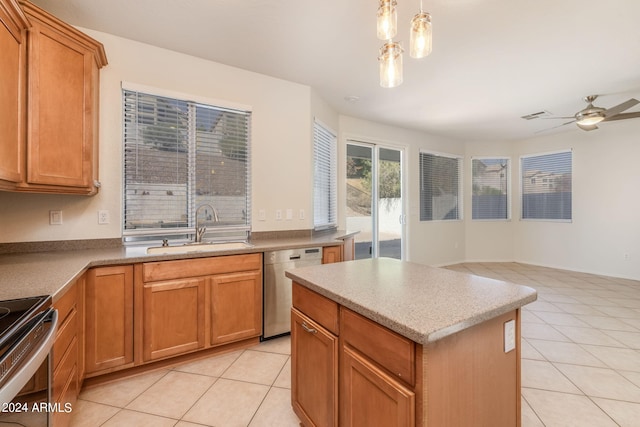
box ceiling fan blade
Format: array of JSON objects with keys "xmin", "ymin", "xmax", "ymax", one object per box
[
  {"xmin": 604, "ymin": 98, "xmax": 639, "ymax": 118},
  {"xmin": 577, "ymin": 123, "xmax": 598, "ymax": 131},
  {"xmin": 541, "ymin": 116, "xmax": 575, "ymax": 120},
  {"xmin": 603, "ymin": 111, "xmax": 640, "ymax": 121},
  {"xmin": 535, "ymin": 120, "xmax": 575, "ymax": 134}
]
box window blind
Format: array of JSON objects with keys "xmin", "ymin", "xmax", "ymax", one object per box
[
  {"xmin": 419, "ymin": 152, "xmax": 462, "ymax": 221},
  {"xmin": 313, "ymin": 120, "xmax": 337, "ymax": 230},
  {"xmin": 521, "ymin": 150, "xmax": 572, "ymax": 220},
  {"xmin": 472, "ymin": 158, "xmax": 509, "ymax": 220},
  {"xmin": 123, "ymin": 89, "xmax": 251, "ymax": 242}
]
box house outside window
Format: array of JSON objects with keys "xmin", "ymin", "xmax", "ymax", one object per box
[
  {"xmin": 419, "ymin": 151, "xmax": 462, "ymax": 221},
  {"xmin": 521, "ymin": 150, "xmax": 572, "ymax": 221},
  {"xmin": 313, "ymin": 119, "xmax": 337, "ymax": 230},
  {"xmin": 122, "ymin": 87, "xmax": 251, "ymax": 243},
  {"xmin": 472, "ymin": 157, "xmax": 509, "ymax": 220}
]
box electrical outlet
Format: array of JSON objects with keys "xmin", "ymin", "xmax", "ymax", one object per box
[
  {"xmin": 275, "ymin": 209, "xmax": 282, "ymax": 220},
  {"xmin": 49, "ymin": 210, "xmax": 62, "ymax": 225},
  {"xmin": 504, "ymin": 320, "xmax": 516, "ymax": 353},
  {"xmin": 258, "ymin": 209, "xmax": 266, "ymax": 221},
  {"xmin": 299, "ymin": 209, "xmax": 305, "ymax": 220},
  {"xmin": 98, "ymin": 210, "xmax": 110, "ymax": 224}
]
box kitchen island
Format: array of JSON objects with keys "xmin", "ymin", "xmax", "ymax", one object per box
[{"xmin": 286, "ymin": 258, "xmax": 537, "ymax": 427}]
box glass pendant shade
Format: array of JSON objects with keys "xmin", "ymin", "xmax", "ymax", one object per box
[
  {"xmin": 377, "ymin": 0, "xmax": 397, "ymax": 40},
  {"xmin": 378, "ymin": 41, "xmax": 403, "ymax": 88},
  {"xmin": 410, "ymin": 11, "xmax": 432, "ymax": 58}
]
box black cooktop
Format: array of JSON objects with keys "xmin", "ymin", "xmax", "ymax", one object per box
[{"xmin": 0, "ymin": 296, "xmax": 51, "ymax": 356}]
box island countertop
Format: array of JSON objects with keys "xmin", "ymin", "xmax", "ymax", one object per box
[{"xmin": 285, "ymin": 257, "xmax": 537, "ymax": 345}]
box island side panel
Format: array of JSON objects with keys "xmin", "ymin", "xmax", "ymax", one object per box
[{"xmin": 422, "ymin": 309, "xmax": 521, "ymax": 427}]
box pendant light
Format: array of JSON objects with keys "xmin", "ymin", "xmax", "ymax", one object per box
[
  {"xmin": 376, "ymin": 0, "xmax": 432, "ymax": 88},
  {"xmin": 410, "ymin": 7, "xmax": 432, "ymax": 58},
  {"xmin": 377, "ymin": 0, "xmax": 397, "ymax": 40},
  {"xmin": 378, "ymin": 41, "xmax": 404, "ymax": 88}
]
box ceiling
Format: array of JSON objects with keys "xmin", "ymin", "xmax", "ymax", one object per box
[{"xmin": 30, "ymin": 0, "xmax": 640, "ymax": 141}]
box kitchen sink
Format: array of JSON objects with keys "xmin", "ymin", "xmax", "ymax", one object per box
[{"xmin": 146, "ymin": 241, "xmax": 254, "ymax": 255}]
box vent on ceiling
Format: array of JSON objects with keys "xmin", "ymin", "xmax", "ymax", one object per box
[{"xmin": 521, "ymin": 111, "xmax": 553, "ymax": 120}]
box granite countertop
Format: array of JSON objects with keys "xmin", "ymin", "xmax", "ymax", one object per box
[
  {"xmin": 0, "ymin": 230, "xmax": 358, "ymax": 302},
  {"xmin": 285, "ymin": 258, "xmax": 537, "ymax": 345}
]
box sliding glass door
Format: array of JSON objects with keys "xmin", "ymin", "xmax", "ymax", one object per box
[{"xmin": 346, "ymin": 142, "xmax": 404, "ymax": 260}]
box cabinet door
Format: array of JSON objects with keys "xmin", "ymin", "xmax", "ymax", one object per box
[
  {"xmin": 322, "ymin": 245, "xmax": 342, "ymax": 264},
  {"xmin": 0, "ymin": 0, "xmax": 28, "ymax": 187},
  {"xmin": 210, "ymin": 271, "xmax": 262, "ymax": 346},
  {"xmin": 143, "ymin": 277, "xmax": 206, "ymax": 361},
  {"xmin": 340, "ymin": 345, "xmax": 415, "ymax": 427},
  {"xmin": 291, "ymin": 309, "xmax": 338, "ymax": 427},
  {"xmin": 85, "ymin": 266, "xmax": 134, "ymax": 374},
  {"xmin": 25, "ymin": 19, "xmax": 95, "ymax": 189}
]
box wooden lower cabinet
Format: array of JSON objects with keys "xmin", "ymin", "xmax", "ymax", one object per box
[
  {"xmin": 141, "ymin": 277, "xmax": 206, "ymax": 362},
  {"xmin": 85, "ymin": 265, "xmax": 134, "ymax": 375},
  {"xmin": 291, "ymin": 308, "xmax": 338, "ymax": 427},
  {"xmin": 52, "ymin": 275, "xmax": 84, "ymax": 427},
  {"xmin": 322, "ymin": 245, "xmax": 342, "ymax": 264},
  {"xmin": 210, "ymin": 270, "xmax": 262, "ymax": 346},
  {"xmin": 341, "ymin": 345, "xmax": 415, "ymax": 427}
]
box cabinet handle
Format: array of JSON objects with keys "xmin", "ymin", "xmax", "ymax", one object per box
[{"xmin": 301, "ymin": 321, "xmax": 317, "ymax": 334}]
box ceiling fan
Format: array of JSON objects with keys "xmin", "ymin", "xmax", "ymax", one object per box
[{"xmin": 544, "ymin": 95, "xmax": 640, "ymax": 132}]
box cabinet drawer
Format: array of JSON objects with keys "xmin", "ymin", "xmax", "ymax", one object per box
[
  {"xmin": 53, "ymin": 337, "xmax": 77, "ymax": 404},
  {"xmin": 292, "ymin": 282, "xmax": 339, "ymax": 335},
  {"xmin": 143, "ymin": 253, "xmax": 262, "ymax": 282},
  {"xmin": 54, "ymin": 282, "xmax": 77, "ymax": 325},
  {"xmin": 53, "ymin": 309, "xmax": 76, "ymax": 371},
  {"xmin": 341, "ymin": 308, "xmax": 415, "ymax": 386}
]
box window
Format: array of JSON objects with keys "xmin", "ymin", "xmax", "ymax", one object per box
[
  {"xmin": 419, "ymin": 151, "xmax": 462, "ymax": 221},
  {"xmin": 521, "ymin": 150, "xmax": 572, "ymax": 220},
  {"xmin": 472, "ymin": 158, "xmax": 509, "ymax": 220},
  {"xmin": 313, "ymin": 119, "xmax": 337, "ymax": 230},
  {"xmin": 123, "ymin": 88, "xmax": 251, "ymax": 243}
]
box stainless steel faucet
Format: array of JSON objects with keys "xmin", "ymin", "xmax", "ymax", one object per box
[{"xmin": 195, "ymin": 204, "xmax": 219, "ymax": 243}]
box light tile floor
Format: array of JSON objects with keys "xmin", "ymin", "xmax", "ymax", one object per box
[
  {"xmin": 446, "ymin": 262, "xmax": 640, "ymax": 427},
  {"xmin": 70, "ymin": 262, "xmax": 640, "ymax": 426},
  {"xmin": 70, "ymin": 337, "xmax": 298, "ymax": 427}
]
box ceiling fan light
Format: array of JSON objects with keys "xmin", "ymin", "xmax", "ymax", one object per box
[
  {"xmin": 377, "ymin": 0, "xmax": 397, "ymax": 40},
  {"xmin": 575, "ymin": 110, "xmax": 605, "ymax": 126},
  {"xmin": 410, "ymin": 11, "xmax": 432, "ymax": 59},
  {"xmin": 378, "ymin": 41, "xmax": 403, "ymax": 88}
]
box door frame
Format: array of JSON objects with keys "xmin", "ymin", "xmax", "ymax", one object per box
[{"xmin": 344, "ymin": 137, "xmax": 406, "ymax": 260}]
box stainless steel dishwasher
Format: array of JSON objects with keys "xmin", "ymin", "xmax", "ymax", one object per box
[{"xmin": 263, "ymin": 247, "xmax": 323, "ymax": 339}]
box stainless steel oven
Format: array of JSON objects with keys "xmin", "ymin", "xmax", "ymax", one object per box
[{"xmin": 0, "ymin": 296, "xmax": 57, "ymax": 427}]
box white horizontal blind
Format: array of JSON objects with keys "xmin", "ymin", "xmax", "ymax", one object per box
[
  {"xmin": 313, "ymin": 120, "xmax": 337, "ymax": 230},
  {"xmin": 521, "ymin": 150, "xmax": 572, "ymax": 220},
  {"xmin": 472, "ymin": 158, "xmax": 509, "ymax": 220},
  {"xmin": 123, "ymin": 89, "xmax": 251, "ymax": 241},
  {"xmin": 419, "ymin": 152, "xmax": 462, "ymax": 221}
]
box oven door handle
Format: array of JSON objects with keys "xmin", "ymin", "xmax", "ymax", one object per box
[{"xmin": 0, "ymin": 309, "xmax": 58, "ymax": 404}]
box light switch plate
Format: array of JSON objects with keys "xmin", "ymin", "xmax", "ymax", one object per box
[
  {"xmin": 49, "ymin": 210, "xmax": 62, "ymax": 225},
  {"xmin": 504, "ymin": 319, "xmax": 516, "ymax": 353}
]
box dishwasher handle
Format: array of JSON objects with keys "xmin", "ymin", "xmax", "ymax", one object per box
[{"xmin": 289, "ymin": 255, "xmax": 301, "ymax": 260}]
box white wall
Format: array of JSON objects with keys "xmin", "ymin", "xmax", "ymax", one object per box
[
  {"xmin": 464, "ymin": 120, "xmax": 640, "ymax": 280},
  {"xmin": 464, "ymin": 141, "xmax": 515, "ymax": 262},
  {"xmin": 1, "ymin": 27, "xmax": 637, "ymax": 280},
  {"xmin": 338, "ymin": 116, "xmax": 466, "ymax": 267},
  {"xmin": 511, "ymin": 120, "xmax": 640, "ymax": 280},
  {"xmin": 0, "ymin": 29, "xmax": 314, "ymax": 242}
]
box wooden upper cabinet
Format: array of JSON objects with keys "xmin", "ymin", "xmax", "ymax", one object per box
[
  {"xmin": 0, "ymin": 0, "xmax": 28, "ymax": 188},
  {"xmin": 6, "ymin": 1, "xmax": 107, "ymax": 194}
]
